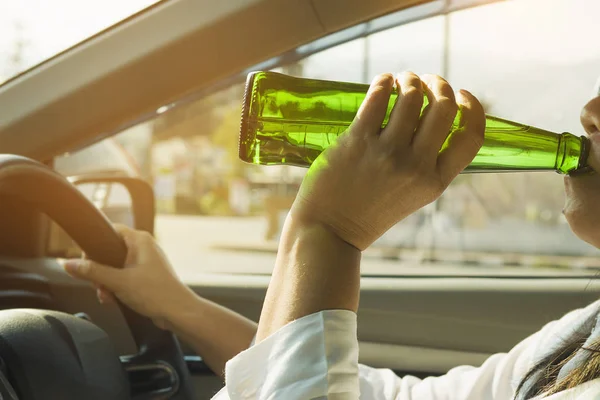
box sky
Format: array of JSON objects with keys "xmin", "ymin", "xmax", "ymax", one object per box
[{"xmin": 0, "ymin": 0, "xmax": 159, "ymax": 81}]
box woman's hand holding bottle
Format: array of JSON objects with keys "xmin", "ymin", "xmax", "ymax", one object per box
[{"xmin": 290, "ymin": 72, "xmax": 486, "ymax": 250}]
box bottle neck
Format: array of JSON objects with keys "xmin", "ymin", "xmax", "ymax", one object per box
[
  {"xmin": 467, "ymin": 117, "xmax": 584, "ymax": 174},
  {"xmin": 567, "ymin": 135, "xmax": 591, "ymax": 175}
]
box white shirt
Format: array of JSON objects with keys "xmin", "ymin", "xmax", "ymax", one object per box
[{"xmin": 212, "ymin": 301, "xmax": 600, "ymax": 399}]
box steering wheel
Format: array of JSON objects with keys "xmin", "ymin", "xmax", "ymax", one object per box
[{"xmin": 0, "ymin": 155, "xmax": 196, "ymax": 400}]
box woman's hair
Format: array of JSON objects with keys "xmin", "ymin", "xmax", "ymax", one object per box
[{"xmin": 515, "ymin": 335, "xmax": 600, "ymax": 398}]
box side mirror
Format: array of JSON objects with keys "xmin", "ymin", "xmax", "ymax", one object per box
[{"xmin": 48, "ymin": 175, "xmax": 155, "ymax": 258}]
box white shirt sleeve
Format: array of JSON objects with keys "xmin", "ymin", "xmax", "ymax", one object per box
[
  {"xmin": 217, "ymin": 309, "xmax": 359, "ymax": 400},
  {"xmin": 212, "ymin": 302, "xmax": 599, "ymax": 400}
]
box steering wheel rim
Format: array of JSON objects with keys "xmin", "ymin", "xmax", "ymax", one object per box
[{"xmin": 0, "ymin": 155, "xmax": 195, "ymax": 400}]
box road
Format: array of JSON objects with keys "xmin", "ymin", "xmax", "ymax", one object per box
[{"xmin": 155, "ymin": 214, "xmax": 600, "ymax": 282}]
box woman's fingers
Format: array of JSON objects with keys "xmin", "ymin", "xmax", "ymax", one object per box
[
  {"xmin": 436, "ymin": 89, "xmax": 485, "ymax": 184},
  {"xmin": 352, "ymin": 73, "xmax": 395, "ymax": 139},
  {"xmin": 380, "ymin": 72, "xmax": 424, "ymax": 148},
  {"xmin": 113, "ymin": 223, "xmax": 139, "ymax": 265},
  {"xmin": 413, "ymin": 75, "xmax": 458, "ymax": 159},
  {"xmin": 63, "ymin": 258, "xmax": 122, "ymax": 289},
  {"xmin": 113, "ymin": 223, "xmax": 157, "ymax": 265},
  {"xmin": 96, "ymin": 285, "xmax": 117, "ymax": 305}
]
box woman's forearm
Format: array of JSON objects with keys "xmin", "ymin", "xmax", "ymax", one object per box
[
  {"xmin": 163, "ymin": 287, "xmax": 257, "ymax": 379},
  {"xmin": 256, "ymin": 213, "xmax": 361, "ymax": 343}
]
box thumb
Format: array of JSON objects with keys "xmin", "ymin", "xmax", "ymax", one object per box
[{"xmin": 63, "ymin": 259, "xmax": 121, "ymax": 289}]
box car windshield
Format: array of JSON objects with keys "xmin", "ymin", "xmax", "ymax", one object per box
[
  {"xmin": 0, "ymin": 0, "xmax": 159, "ymax": 85},
  {"xmin": 57, "ymin": 0, "xmax": 600, "ymax": 280}
]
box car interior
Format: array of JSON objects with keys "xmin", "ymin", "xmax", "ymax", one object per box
[{"xmin": 1, "ymin": 0, "xmax": 600, "ymax": 399}]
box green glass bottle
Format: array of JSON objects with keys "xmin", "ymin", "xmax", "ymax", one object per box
[{"xmin": 239, "ymin": 71, "xmax": 590, "ymax": 175}]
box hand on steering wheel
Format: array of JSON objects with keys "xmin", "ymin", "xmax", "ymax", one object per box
[
  {"xmin": 0, "ymin": 155, "xmax": 195, "ymax": 400},
  {"xmin": 63, "ymin": 225, "xmax": 195, "ymax": 330}
]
